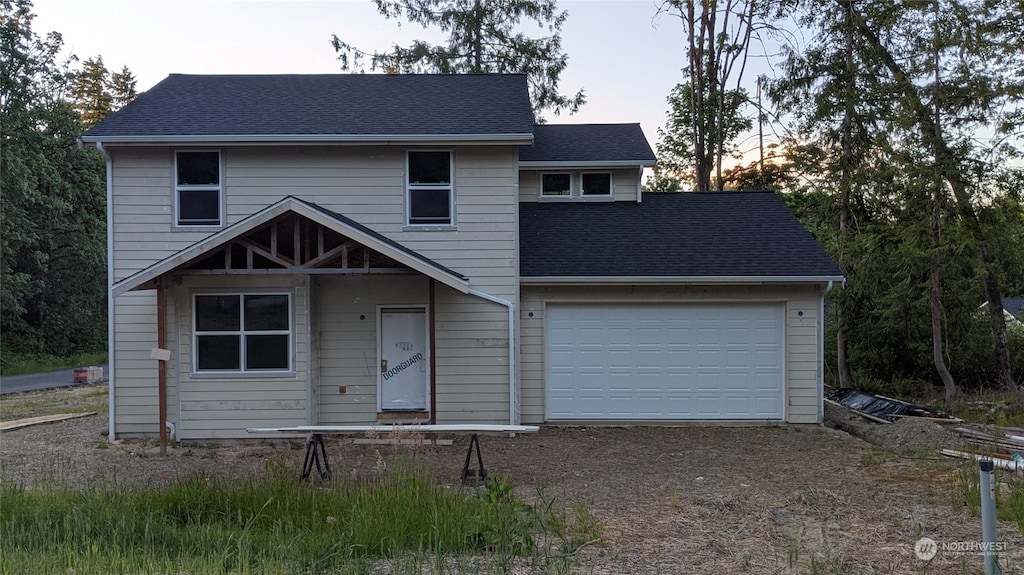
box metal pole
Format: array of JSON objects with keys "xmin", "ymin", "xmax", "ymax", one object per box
[{"xmin": 979, "ymin": 460, "xmax": 1001, "ymax": 575}]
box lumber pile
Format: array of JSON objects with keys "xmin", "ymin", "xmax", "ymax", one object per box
[{"xmin": 941, "ymin": 426, "xmax": 1024, "ymax": 469}]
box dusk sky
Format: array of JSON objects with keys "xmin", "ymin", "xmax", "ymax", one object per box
[{"xmin": 30, "ymin": 0, "xmax": 784, "ymax": 155}]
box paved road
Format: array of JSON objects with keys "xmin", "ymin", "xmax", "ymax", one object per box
[{"xmin": 0, "ymin": 364, "xmax": 109, "ymax": 395}]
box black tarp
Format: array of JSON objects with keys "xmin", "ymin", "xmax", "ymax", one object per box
[{"xmin": 827, "ymin": 388, "xmax": 954, "ymax": 422}]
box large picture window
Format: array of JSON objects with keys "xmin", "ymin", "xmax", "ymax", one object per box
[
  {"xmin": 176, "ymin": 151, "xmax": 222, "ymax": 226},
  {"xmin": 407, "ymin": 151, "xmax": 453, "ymax": 226},
  {"xmin": 194, "ymin": 294, "xmax": 291, "ymax": 372}
]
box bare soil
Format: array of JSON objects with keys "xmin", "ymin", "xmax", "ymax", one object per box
[{"xmin": 2, "ymin": 384, "xmax": 1022, "ymax": 574}]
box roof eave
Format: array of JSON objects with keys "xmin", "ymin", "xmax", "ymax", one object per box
[
  {"xmin": 518, "ymin": 160, "xmax": 656, "ymax": 169},
  {"xmin": 81, "ymin": 133, "xmax": 535, "ymax": 146},
  {"xmin": 520, "ymin": 275, "xmax": 845, "ymax": 285}
]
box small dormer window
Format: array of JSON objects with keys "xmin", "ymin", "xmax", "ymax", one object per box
[
  {"xmin": 541, "ymin": 173, "xmax": 572, "ymax": 197},
  {"xmin": 581, "ymin": 173, "xmax": 612, "ymax": 196},
  {"xmin": 537, "ymin": 171, "xmax": 614, "ymax": 200},
  {"xmin": 176, "ymin": 151, "xmax": 222, "ymax": 226}
]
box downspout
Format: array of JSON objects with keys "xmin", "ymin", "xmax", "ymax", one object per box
[
  {"xmin": 637, "ymin": 166, "xmax": 643, "ymax": 204},
  {"xmin": 820, "ymin": 280, "xmax": 835, "ymax": 423},
  {"xmin": 97, "ymin": 141, "xmax": 116, "ymax": 442},
  {"xmin": 467, "ymin": 288, "xmax": 517, "ymax": 425}
]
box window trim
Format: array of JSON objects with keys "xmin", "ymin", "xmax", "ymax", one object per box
[
  {"xmin": 539, "ymin": 172, "xmax": 573, "ymax": 198},
  {"xmin": 405, "ymin": 149, "xmax": 455, "ymax": 228},
  {"xmin": 175, "ymin": 149, "xmax": 224, "ymax": 228},
  {"xmin": 192, "ymin": 292, "xmax": 293, "ymax": 374}
]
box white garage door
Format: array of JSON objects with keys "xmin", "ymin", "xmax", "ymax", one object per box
[{"xmin": 546, "ymin": 303, "xmax": 785, "ymax": 420}]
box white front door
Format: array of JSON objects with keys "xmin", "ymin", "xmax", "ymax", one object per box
[{"xmin": 379, "ymin": 307, "xmax": 428, "ymax": 411}]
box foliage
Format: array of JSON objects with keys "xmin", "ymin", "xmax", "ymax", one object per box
[
  {"xmin": 648, "ymin": 82, "xmax": 752, "ymax": 192},
  {"xmin": 0, "ymin": 348, "xmax": 107, "ymax": 376},
  {"xmin": 772, "ymin": 0, "xmax": 1024, "ymax": 393},
  {"xmin": 655, "ymin": 0, "xmax": 788, "ymax": 192},
  {"xmin": 0, "ymin": 465, "xmax": 596, "ymax": 574},
  {"xmin": 1, "ymin": 0, "xmax": 134, "ymax": 363},
  {"xmin": 331, "ymin": 0, "xmax": 585, "ymax": 118},
  {"xmin": 69, "ymin": 56, "xmax": 137, "ymax": 129}
]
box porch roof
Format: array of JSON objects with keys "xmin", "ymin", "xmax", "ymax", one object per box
[{"xmin": 111, "ymin": 197, "xmax": 470, "ymax": 296}]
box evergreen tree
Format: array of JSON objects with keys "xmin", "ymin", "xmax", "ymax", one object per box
[
  {"xmin": 331, "ymin": 0, "xmax": 585, "ymax": 118},
  {"xmin": 70, "ymin": 56, "xmax": 111, "ymax": 128}
]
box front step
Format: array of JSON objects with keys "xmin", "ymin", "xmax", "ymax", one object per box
[{"xmin": 375, "ymin": 411, "xmax": 430, "ymax": 425}]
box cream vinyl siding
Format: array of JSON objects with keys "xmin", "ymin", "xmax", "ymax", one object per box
[
  {"xmin": 111, "ymin": 291, "xmax": 160, "ymax": 435},
  {"xmin": 317, "ymin": 276, "xmax": 427, "ymax": 425},
  {"xmin": 173, "ymin": 275, "xmax": 309, "ymax": 440},
  {"xmin": 316, "ymin": 276, "xmax": 510, "ymax": 425},
  {"xmin": 519, "ymin": 284, "xmax": 824, "ymax": 424},
  {"xmin": 109, "ymin": 144, "xmax": 517, "ymax": 436},
  {"xmin": 518, "ymin": 168, "xmax": 639, "ymax": 202}
]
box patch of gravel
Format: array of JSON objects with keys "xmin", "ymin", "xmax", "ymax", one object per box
[{"xmin": 2, "ymin": 387, "xmax": 1022, "ymax": 574}]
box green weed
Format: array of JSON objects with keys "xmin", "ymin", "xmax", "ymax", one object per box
[{"xmin": 0, "ymin": 462, "xmax": 594, "ymax": 574}]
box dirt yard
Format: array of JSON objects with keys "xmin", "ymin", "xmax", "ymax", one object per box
[{"xmin": 1, "ymin": 384, "xmax": 1022, "ymax": 574}]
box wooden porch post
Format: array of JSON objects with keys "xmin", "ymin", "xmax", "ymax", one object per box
[
  {"xmin": 429, "ymin": 278, "xmax": 437, "ymax": 424},
  {"xmin": 156, "ymin": 278, "xmax": 167, "ymax": 456}
]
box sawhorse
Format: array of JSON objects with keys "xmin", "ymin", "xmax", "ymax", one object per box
[{"xmin": 298, "ymin": 432, "xmax": 487, "ymax": 483}]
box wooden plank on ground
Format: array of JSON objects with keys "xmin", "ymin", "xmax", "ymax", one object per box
[{"xmin": 0, "ymin": 412, "xmax": 97, "ymax": 432}]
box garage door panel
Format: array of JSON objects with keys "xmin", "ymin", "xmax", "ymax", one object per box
[{"xmin": 547, "ymin": 303, "xmax": 784, "ymax": 420}]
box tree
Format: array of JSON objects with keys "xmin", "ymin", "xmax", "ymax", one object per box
[
  {"xmin": 70, "ymin": 57, "xmax": 137, "ymax": 129},
  {"xmin": 656, "ymin": 0, "xmax": 784, "ymax": 192},
  {"xmin": 771, "ymin": 0, "xmax": 1023, "ymax": 393},
  {"xmin": 331, "ymin": 0, "xmax": 585, "ymax": 118},
  {"xmin": 108, "ymin": 65, "xmax": 137, "ymax": 110},
  {"xmin": 1, "ymin": 0, "xmax": 108, "ymax": 362},
  {"xmin": 840, "ymin": 0, "xmax": 1021, "ymax": 391},
  {"xmin": 70, "ymin": 56, "xmax": 111, "ymax": 128},
  {"xmin": 648, "ymin": 82, "xmax": 752, "ymax": 191}
]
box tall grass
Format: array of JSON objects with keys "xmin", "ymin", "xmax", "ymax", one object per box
[
  {"xmin": 952, "ymin": 462, "xmax": 1024, "ymax": 536},
  {"xmin": 0, "ymin": 460, "xmax": 599, "ymax": 574}
]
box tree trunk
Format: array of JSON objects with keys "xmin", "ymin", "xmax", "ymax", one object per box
[
  {"xmin": 835, "ymin": 0, "xmax": 854, "ymax": 388},
  {"xmin": 843, "ymin": 0, "xmax": 1015, "ymax": 391}
]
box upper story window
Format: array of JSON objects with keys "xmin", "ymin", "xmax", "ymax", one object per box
[
  {"xmin": 194, "ymin": 293, "xmax": 291, "ymax": 372},
  {"xmin": 407, "ymin": 150, "xmax": 454, "ymax": 226},
  {"xmin": 537, "ymin": 171, "xmax": 614, "ymax": 200},
  {"xmin": 176, "ymin": 151, "xmax": 222, "ymax": 226},
  {"xmin": 581, "ymin": 173, "xmax": 612, "ymax": 196},
  {"xmin": 541, "ymin": 173, "xmax": 572, "ymax": 197}
]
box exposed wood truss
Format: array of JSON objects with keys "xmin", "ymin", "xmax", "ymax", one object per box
[{"xmin": 183, "ymin": 213, "xmax": 414, "ymax": 276}]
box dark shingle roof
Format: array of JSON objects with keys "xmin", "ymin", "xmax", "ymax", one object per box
[
  {"xmin": 519, "ymin": 191, "xmax": 843, "ymax": 279},
  {"xmin": 519, "ymin": 123, "xmax": 656, "ymax": 165},
  {"xmin": 83, "ymin": 74, "xmax": 534, "ymax": 140},
  {"xmin": 1004, "ymin": 297, "xmax": 1024, "ymax": 318}
]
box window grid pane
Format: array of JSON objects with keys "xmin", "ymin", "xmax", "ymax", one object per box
[
  {"xmin": 244, "ymin": 295, "xmax": 289, "ymax": 330},
  {"xmin": 195, "ymin": 293, "xmax": 290, "ymax": 372},
  {"xmin": 409, "ymin": 188, "xmax": 452, "ymax": 224},
  {"xmin": 581, "ymin": 173, "xmax": 612, "ymax": 196},
  {"xmin": 541, "ymin": 173, "xmax": 571, "ymax": 196}
]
